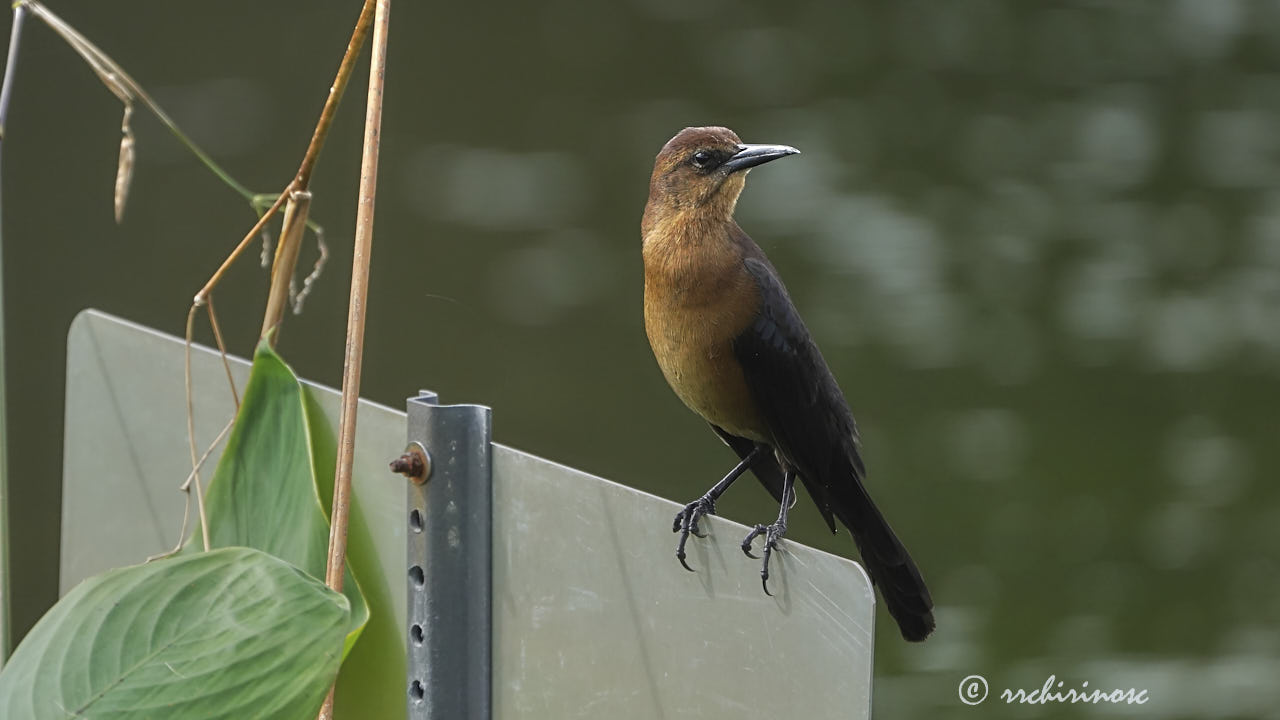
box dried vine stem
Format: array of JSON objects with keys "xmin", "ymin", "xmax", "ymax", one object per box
[
  {"xmin": 260, "ymin": 0, "xmax": 377, "ymax": 343},
  {"xmin": 179, "ymin": 0, "xmax": 378, "ymax": 551},
  {"xmin": 183, "ymin": 303, "xmax": 214, "ymax": 552},
  {"xmin": 146, "ymin": 417, "xmax": 233, "ymax": 563},
  {"xmin": 17, "ymin": 1, "xmax": 255, "ymax": 200},
  {"xmin": 8, "ymin": 1, "xmax": 344, "ymax": 544}
]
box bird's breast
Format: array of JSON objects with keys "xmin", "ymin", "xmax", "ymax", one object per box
[{"xmin": 643, "ymin": 250, "xmax": 769, "ymax": 443}]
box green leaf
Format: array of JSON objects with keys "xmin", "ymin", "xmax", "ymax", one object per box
[
  {"xmin": 0, "ymin": 547, "xmax": 350, "ymax": 720},
  {"xmin": 302, "ymin": 389, "xmax": 408, "ymax": 720},
  {"xmin": 193, "ymin": 342, "xmax": 369, "ymax": 658}
]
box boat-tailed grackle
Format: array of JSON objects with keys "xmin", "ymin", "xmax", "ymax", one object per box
[{"xmin": 641, "ymin": 126, "xmax": 935, "ymax": 642}]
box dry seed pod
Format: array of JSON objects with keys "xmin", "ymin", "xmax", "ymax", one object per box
[{"xmin": 114, "ymin": 103, "xmax": 135, "ymax": 224}]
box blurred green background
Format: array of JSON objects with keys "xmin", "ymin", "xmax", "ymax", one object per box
[{"xmin": 4, "ymin": 1, "xmax": 1280, "ymax": 717}]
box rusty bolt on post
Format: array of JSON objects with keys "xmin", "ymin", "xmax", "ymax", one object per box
[{"xmin": 390, "ymin": 442, "xmax": 430, "ymax": 484}]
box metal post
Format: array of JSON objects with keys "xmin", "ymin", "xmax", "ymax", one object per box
[{"xmin": 405, "ymin": 391, "xmax": 492, "ymax": 720}]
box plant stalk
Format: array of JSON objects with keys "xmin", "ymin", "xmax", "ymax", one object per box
[
  {"xmin": 259, "ymin": 0, "xmax": 376, "ymax": 344},
  {"xmin": 260, "ymin": 190, "xmax": 312, "ymax": 340},
  {"xmin": 17, "ymin": 1, "xmax": 254, "ymax": 200},
  {"xmin": 0, "ymin": 1, "xmax": 26, "ymax": 669},
  {"xmin": 318, "ymin": 0, "xmax": 390, "ymax": 716}
]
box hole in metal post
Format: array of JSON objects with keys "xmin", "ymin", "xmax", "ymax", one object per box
[
  {"xmin": 410, "ymin": 680, "xmax": 425, "ymax": 702},
  {"xmin": 411, "ymin": 623, "xmax": 424, "ymax": 644},
  {"xmin": 410, "ymin": 509, "xmax": 423, "ymax": 532},
  {"xmin": 409, "ymin": 565, "xmax": 425, "ymax": 588}
]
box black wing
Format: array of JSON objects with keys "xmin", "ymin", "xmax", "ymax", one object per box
[
  {"xmin": 733, "ymin": 256, "xmax": 861, "ymax": 530},
  {"xmin": 733, "ymin": 255, "xmax": 935, "ymax": 642}
]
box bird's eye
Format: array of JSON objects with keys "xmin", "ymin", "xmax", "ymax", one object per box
[{"xmin": 691, "ymin": 150, "xmax": 714, "ymax": 169}]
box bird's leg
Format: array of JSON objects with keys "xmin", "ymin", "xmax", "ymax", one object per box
[
  {"xmin": 741, "ymin": 470, "xmax": 795, "ymax": 596},
  {"xmin": 673, "ymin": 445, "xmax": 765, "ymax": 572}
]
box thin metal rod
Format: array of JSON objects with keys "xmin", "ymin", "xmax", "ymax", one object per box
[{"xmin": 318, "ymin": 0, "xmax": 390, "ymax": 716}]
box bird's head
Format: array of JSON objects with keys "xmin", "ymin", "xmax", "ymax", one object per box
[{"xmin": 645, "ymin": 126, "xmax": 799, "ymax": 223}]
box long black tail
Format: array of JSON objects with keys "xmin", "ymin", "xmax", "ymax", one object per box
[
  {"xmin": 830, "ymin": 470, "xmax": 935, "ymax": 642},
  {"xmin": 717, "ymin": 427, "xmax": 935, "ymax": 640}
]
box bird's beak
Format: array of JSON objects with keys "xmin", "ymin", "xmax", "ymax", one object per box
[{"xmin": 722, "ymin": 143, "xmax": 800, "ymax": 173}]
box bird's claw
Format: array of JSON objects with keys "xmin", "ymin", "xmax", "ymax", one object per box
[
  {"xmin": 673, "ymin": 495, "xmax": 717, "ymax": 571},
  {"xmin": 677, "ymin": 553, "xmax": 695, "ymax": 572},
  {"xmin": 740, "ymin": 524, "xmax": 766, "ymax": 558},
  {"xmin": 740, "ymin": 521, "xmax": 787, "ymax": 596}
]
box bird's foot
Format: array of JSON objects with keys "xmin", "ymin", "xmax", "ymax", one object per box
[
  {"xmin": 672, "ymin": 495, "xmax": 717, "ymax": 571},
  {"xmin": 741, "ymin": 520, "xmax": 787, "ymax": 596}
]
